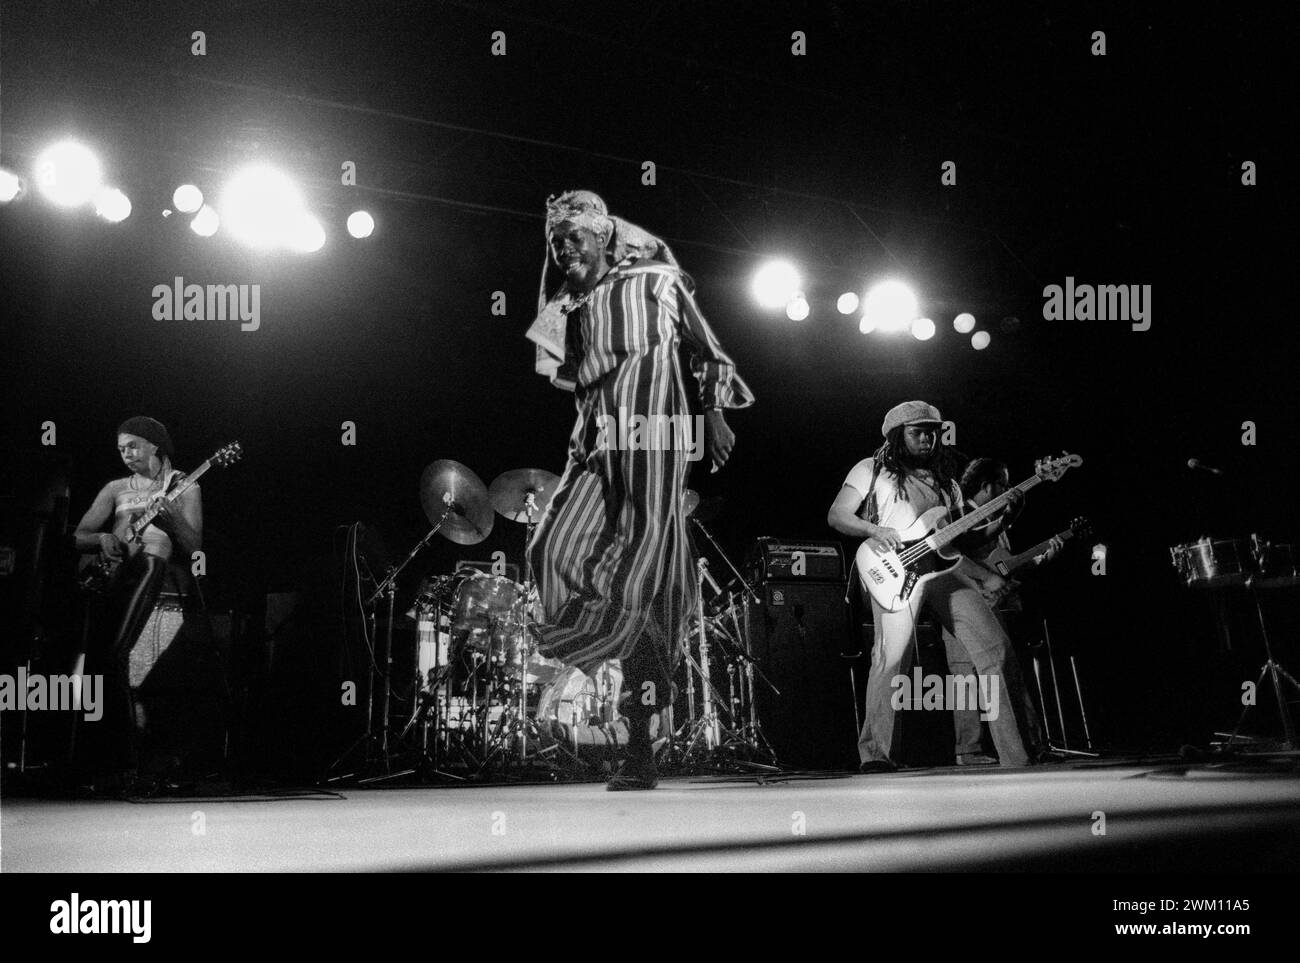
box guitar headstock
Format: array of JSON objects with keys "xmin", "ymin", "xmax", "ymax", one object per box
[
  {"xmin": 1034, "ymin": 452, "xmax": 1082, "ymax": 482},
  {"xmin": 1068, "ymin": 516, "xmax": 1092, "ymax": 540},
  {"xmin": 211, "ymin": 441, "xmax": 243, "ymax": 468}
]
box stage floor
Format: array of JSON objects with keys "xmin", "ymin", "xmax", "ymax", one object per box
[{"xmin": 4, "ymin": 757, "xmax": 1300, "ymax": 872}]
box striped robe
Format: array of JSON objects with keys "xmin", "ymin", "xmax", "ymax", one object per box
[{"xmin": 528, "ymin": 258, "xmax": 754, "ymax": 675}]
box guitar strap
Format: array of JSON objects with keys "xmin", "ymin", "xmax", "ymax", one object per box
[
  {"xmin": 858, "ymin": 461, "xmax": 882, "ymax": 525},
  {"xmin": 846, "ymin": 461, "xmax": 883, "ymax": 605}
]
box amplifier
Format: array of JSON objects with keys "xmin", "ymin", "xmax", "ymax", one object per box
[
  {"xmin": 750, "ymin": 580, "xmax": 859, "ymax": 770},
  {"xmin": 750, "ymin": 537, "xmax": 846, "ymax": 582}
]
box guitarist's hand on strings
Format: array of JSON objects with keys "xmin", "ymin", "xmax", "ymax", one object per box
[
  {"xmin": 98, "ymin": 533, "xmax": 125, "ymax": 561},
  {"xmin": 866, "ymin": 525, "xmax": 903, "ymax": 554}
]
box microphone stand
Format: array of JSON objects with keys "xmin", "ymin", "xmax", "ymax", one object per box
[{"xmin": 325, "ymin": 502, "xmax": 460, "ymax": 784}]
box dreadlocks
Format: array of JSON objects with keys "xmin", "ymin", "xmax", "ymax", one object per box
[{"xmin": 872, "ymin": 425, "xmax": 963, "ymax": 502}]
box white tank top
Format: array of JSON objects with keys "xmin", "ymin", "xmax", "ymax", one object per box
[{"xmin": 113, "ymin": 468, "xmax": 184, "ymax": 560}]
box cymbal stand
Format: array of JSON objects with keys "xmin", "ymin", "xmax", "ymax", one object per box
[{"xmin": 324, "ymin": 507, "xmax": 454, "ymax": 784}]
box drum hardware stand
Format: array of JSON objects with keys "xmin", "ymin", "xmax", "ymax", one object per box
[
  {"xmin": 688, "ymin": 519, "xmax": 778, "ymax": 764},
  {"xmin": 325, "ymin": 503, "xmax": 461, "ymax": 784},
  {"xmin": 477, "ymin": 492, "xmax": 585, "ymax": 780},
  {"xmin": 1224, "ymin": 578, "xmax": 1300, "ymax": 752},
  {"xmin": 391, "ymin": 661, "xmax": 473, "ymax": 783},
  {"xmin": 672, "ymin": 560, "xmax": 778, "ymax": 773},
  {"xmin": 1030, "ymin": 621, "xmax": 1099, "ymax": 758}
]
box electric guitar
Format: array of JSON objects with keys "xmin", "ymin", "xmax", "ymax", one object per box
[
  {"xmin": 983, "ymin": 516, "xmax": 1092, "ymax": 577},
  {"xmin": 855, "ymin": 453, "xmax": 1082, "ymax": 612},
  {"xmin": 78, "ymin": 441, "xmax": 242, "ymax": 594}
]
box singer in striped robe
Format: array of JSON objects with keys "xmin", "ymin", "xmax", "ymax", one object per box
[{"xmin": 527, "ymin": 191, "xmax": 754, "ymax": 788}]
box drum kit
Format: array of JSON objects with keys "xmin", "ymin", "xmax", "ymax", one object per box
[
  {"xmin": 1169, "ymin": 533, "xmax": 1300, "ymax": 750},
  {"xmin": 328, "ymin": 458, "xmax": 780, "ymax": 785}
]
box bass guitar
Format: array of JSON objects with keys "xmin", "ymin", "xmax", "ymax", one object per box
[{"xmin": 856, "ymin": 453, "xmax": 1081, "ymax": 612}]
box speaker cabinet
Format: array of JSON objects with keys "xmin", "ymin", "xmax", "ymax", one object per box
[{"xmin": 750, "ymin": 580, "xmax": 859, "ymax": 770}]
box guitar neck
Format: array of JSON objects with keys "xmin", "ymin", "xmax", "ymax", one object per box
[
  {"xmin": 130, "ymin": 462, "xmax": 211, "ymax": 535},
  {"xmin": 1002, "ymin": 527, "xmax": 1075, "ymax": 575},
  {"xmin": 932, "ymin": 474, "xmax": 1043, "ymax": 548}
]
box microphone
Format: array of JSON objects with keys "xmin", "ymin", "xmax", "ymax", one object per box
[{"xmin": 1187, "ymin": 458, "xmax": 1225, "ymax": 477}]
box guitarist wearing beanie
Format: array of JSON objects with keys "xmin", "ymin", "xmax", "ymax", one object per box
[{"xmin": 72, "ymin": 417, "xmax": 203, "ymax": 786}]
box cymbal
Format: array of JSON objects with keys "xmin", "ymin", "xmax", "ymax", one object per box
[
  {"xmin": 489, "ymin": 468, "xmax": 561, "ymax": 522},
  {"xmin": 419, "ymin": 459, "xmax": 494, "ymax": 545},
  {"xmin": 683, "ymin": 489, "xmax": 700, "ymax": 517}
]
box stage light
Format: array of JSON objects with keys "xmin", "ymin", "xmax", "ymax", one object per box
[
  {"xmin": 289, "ymin": 212, "xmax": 326, "ymax": 253},
  {"xmin": 911, "ymin": 317, "xmax": 936, "ymax": 341},
  {"xmin": 860, "ymin": 280, "xmax": 918, "ymax": 333},
  {"xmin": 173, "ymin": 184, "xmax": 204, "ymax": 214},
  {"xmin": 34, "ymin": 140, "xmax": 102, "ymax": 208},
  {"xmin": 836, "ymin": 292, "xmax": 859, "ymax": 315},
  {"xmin": 93, "ymin": 187, "xmax": 131, "ymax": 223},
  {"xmin": 953, "ymin": 312, "xmax": 976, "ymax": 333},
  {"xmin": 0, "ymin": 169, "xmax": 22, "ymax": 202},
  {"xmin": 751, "ymin": 260, "xmax": 801, "ymax": 310},
  {"xmin": 971, "ymin": 330, "xmax": 991, "ymax": 350},
  {"xmin": 785, "ymin": 293, "xmax": 810, "ymax": 321},
  {"xmin": 347, "ymin": 210, "xmax": 375, "ymax": 239},
  {"xmin": 191, "ymin": 204, "xmax": 220, "ymax": 237},
  {"xmin": 220, "ymin": 163, "xmax": 306, "ymax": 250},
  {"xmin": 859, "ymin": 314, "xmax": 877, "ymax": 334}
]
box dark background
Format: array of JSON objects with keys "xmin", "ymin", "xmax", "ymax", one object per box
[{"xmin": 1, "ymin": 1, "xmax": 1294, "ymax": 770}]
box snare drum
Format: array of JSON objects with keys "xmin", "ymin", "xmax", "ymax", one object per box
[{"xmin": 1170, "ymin": 537, "xmax": 1257, "ymax": 588}]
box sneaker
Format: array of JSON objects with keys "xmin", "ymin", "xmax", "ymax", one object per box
[{"xmin": 956, "ymin": 753, "xmax": 999, "ymax": 766}]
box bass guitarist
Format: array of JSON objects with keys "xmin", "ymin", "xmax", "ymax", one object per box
[{"xmin": 827, "ymin": 401, "xmax": 1042, "ymax": 770}]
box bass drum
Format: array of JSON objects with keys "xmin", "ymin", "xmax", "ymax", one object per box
[{"xmin": 535, "ymin": 660, "xmax": 624, "ymax": 728}]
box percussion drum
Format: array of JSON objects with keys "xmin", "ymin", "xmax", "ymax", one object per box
[
  {"xmin": 1253, "ymin": 536, "xmax": 1300, "ymax": 589},
  {"xmin": 1170, "ymin": 537, "xmax": 1257, "ymax": 588},
  {"xmin": 450, "ymin": 572, "xmax": 524, "ymax": 638},
  {"xmin": 535, "ymin": 660, "xmax": 625, "ymax": 729},
  {"xmin": 416, "ymin": 615, "xmax": 452, "ymax": 691}
]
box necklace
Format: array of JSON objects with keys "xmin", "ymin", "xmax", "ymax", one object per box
[{"xmin": 130, "ymin": 470, "xmax": 164, "ymax": 493}]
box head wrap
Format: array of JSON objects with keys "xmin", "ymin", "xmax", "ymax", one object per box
[
  {"xmin": 537, "ymin": 190, "xmax": 680, "ymax": 313},
  {"xmin": 544, "ymin": 190, "xmax": 614, "ymax": 242},
  {"xmin": 529, "ymin": 191, "xmax": 682, "ymax": 390},
  {"xmin": 117, "ymin": 416, "xmax": 174, "ymax": 459}
]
